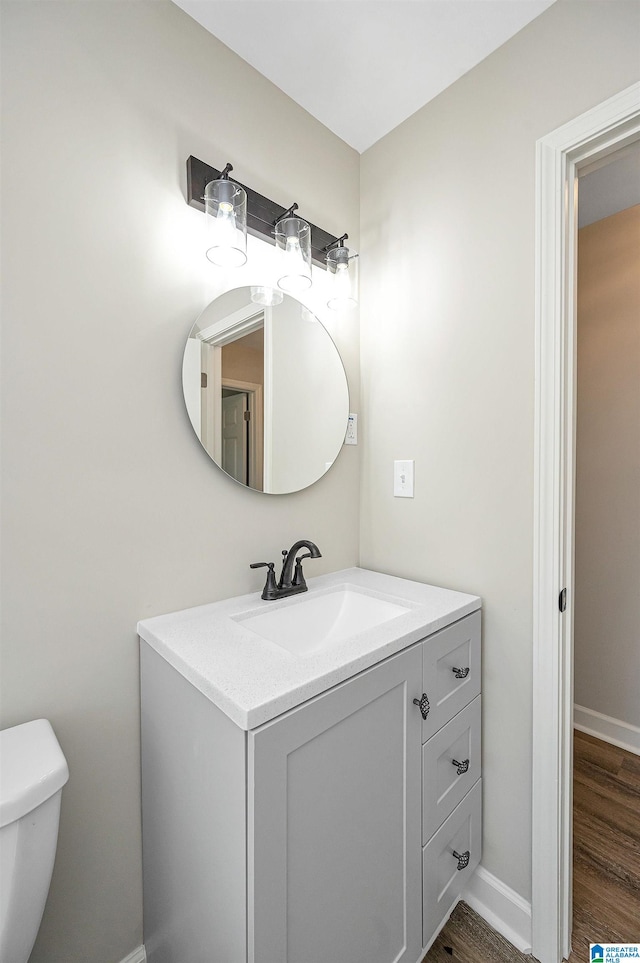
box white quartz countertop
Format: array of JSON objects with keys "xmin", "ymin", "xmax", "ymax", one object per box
[{"xmin": 137, "ymin": 567, "xmax": 481, "ymax": 730}]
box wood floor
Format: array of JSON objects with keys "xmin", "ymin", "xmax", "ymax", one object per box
[
  {"xmin": 421, "ymin": 731, "xmax": 640, "ymax": 963},
  {"xmin": 568, "ymin": 730, "xmax": 640, "ymax": 960},
  {"xmin": 421, "ymin": 900, "xmax": 532, "ymax": 962}
]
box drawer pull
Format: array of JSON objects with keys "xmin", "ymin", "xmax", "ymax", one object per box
[
  {"xmin": 413, "ymin": 693, "xmax": 430, "ymax": 719},
  {"xmin": 452, "ymin": 666, "xmax": 470, "ymax": 679},
  {"xmin": 453, "ymin": 849, "xmax": 470, "ymax": 871},
  {"xmin": 452, "ymin": 758, "xmax": 470, "ymax": 775}
]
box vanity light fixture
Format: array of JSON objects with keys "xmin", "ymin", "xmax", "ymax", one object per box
[
  {"xmin": 274, "ymin": 204, "xmax": 312, "ymax": 292},
  {"xmin": 186, "ymin": 155, "xmax": 349, "ymax": 274},
  {"xmin": 325, "ymin": 234, "xmax": 359, "ymax": 310},
  {"xmin": 204, "ymin": 163, "xmax": 247, "ymax": 267}
]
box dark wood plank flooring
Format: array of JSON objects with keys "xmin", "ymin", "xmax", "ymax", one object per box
[
  {"xmin": 568, "ymin": 730, "xmax": 640, "ymax": 962},
  {"xmin": 421, "ymin": 900, "xmax": 532, "ymax": 962},
  {"xmin": 420, "ymin": 731, "xmax": 640, "ymax": 963}
]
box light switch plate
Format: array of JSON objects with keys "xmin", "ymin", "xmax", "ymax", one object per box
[{"xmin": 394, "ymin": 460, "xmax": 414, "ymax": 497}]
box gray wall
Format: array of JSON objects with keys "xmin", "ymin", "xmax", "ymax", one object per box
[
  {"xmin": 575, "ymin": 205, "xmax": 640, "ymax": 728},
  {"xmin": 360, "ymin": 0, "xmax": 640, "ymax": 902},
  {"xmin": 0, "ymin": 3, "xmax": 359, "ymax": 961}
]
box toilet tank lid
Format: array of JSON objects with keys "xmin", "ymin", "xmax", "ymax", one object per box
[{"xmin": 0, "ymin": 719, "xmax": 69, "ymax": 827}]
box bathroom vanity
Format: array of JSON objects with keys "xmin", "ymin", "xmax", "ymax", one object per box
[{"xmin": 138, "ymin": 568, "xmax": 481, "ymax": 963}]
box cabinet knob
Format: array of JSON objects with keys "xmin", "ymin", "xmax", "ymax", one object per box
[
  {"xmin": 452, "ymin": 758, "xmax": 470, "ymax": 775},
  {"xmin": 452, "ymin": 666, "xmax": 470, "ymax": 679},
  {"xmin": 413, "ymin": 693, "xmax": 430, "ymax": 719},
  {"xmin": 453, "ymin": 849, "xmax": 470, "ymax": 871}
]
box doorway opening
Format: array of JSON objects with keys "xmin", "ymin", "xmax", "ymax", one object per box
[
  {"xmin": 220, "ymin": 328, "xmax": 265, "ymax": 490},
  {"xmin": 196, "ymin": 308, "xmax": 266, "ymax": 491},
  {"xmin": 569, "ymin": 143, "xmax": 640, "ymax": 960},
  {"xmin": 532, "ymin": 82, "xmax": 640, "ymax": 963}
]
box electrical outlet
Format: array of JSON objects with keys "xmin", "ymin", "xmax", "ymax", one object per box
[{"xmin": 345, "ymin": 413, "xmax": 358, "ymax": 445}]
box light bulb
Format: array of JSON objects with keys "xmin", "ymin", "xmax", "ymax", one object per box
[
  {"xmin": 215, "ymin": 202, "xmax": 236, "ymax": 242},
  {"xmin": 327, "ymin": 246, "xmax": 358, "ymax": 310},
  {"xmin": 204, "ymin": 177, "xmax": 247, "ymax": 267},
  {"xmin": 333, "ymin": 262, "xmax": 352, "ymax": 301},
  {"xmin": 279, "ymin": 235, "xmax": 311, "ymax": 291},
  {"xmin": 284, "ymin": 235, "xmax": 306, "ymax": 272},
  {"xmin": 276, "ymin": 215, "xmax": 312, "ymax": 291},
  {"xmin": 285, "ymin": 235, "xmax": 301, "ymax": 257}
]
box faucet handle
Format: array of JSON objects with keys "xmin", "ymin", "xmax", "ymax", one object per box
[
  {"xmin": 292, "ymin": 557, "xmax": 307, "ymax": 589},
  {"xmin": 250, "ymin": 561, "xmax": 279, "ymax": 601}
]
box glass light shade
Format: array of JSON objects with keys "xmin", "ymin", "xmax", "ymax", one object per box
[
  {"xmin": 326, "ymin": 246, "xmax": 359, "ymax": 310},
  {"xmin": 250, "ymin": 285, "xmax": 283, "ymax": 307},
  {"xmin": 204, "ymin": 177, "xmax": 247, "ymax": 267},
  {"xmin": 275, "ymin": 216, "xmax": 312, "ymax": 292}
]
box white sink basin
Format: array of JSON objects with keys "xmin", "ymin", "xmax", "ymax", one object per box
[{"xmin": 235, "ymin": 586, "xmax": 411, "ymax": 657}]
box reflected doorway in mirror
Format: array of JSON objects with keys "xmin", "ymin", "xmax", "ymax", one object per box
[{"xmin": 182, "ymin": 287, "xmax": 349, "ymax": 494}]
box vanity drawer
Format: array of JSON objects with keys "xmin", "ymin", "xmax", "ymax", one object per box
[
  {"xmin": 422, "ymin": 695, "xmax": 481, "ymax": 843},
  {"xmin": 420, "ymin": 611, "xmax": 480, "ymax": 742},
  {"xmin": 422, "ymin": 778, "xmax": 482, "ymax": 949}
]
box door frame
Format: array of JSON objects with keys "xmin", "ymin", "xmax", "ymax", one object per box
[
  {"xmin": 532, "ymin": 81, "xmax": 640, "ymax": 963},
  {"xmin": 197, "ymin": 304, "xmax": 266, "ymax": 473}
]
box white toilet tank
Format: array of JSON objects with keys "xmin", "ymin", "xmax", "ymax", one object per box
[{"xmin": 0, "ymin": 719, "xmax": 69, "ymax": 963}]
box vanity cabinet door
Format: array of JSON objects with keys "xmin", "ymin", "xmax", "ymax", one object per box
[{"xmin": 248, "ymin": 644, "xmax": 423, "ymax": 963}]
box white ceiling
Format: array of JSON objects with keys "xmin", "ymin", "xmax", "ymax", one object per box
[{"xmin": 173, "ymin": 0, "xmax": 556, "ymax": 153}]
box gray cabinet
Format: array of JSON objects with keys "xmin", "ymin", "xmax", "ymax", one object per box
[
  {"xmin": 418, "ymin": 610, "xmax": 482, "ymax": 951},
  {"xmin": 141, "ymin": 609, "xmax": 481, "ymax": 963},
  {"xmin": 421, "ymin": 695, "xmax": 481, "ymax": 843},
  {"xmin": 420, "ymin": 611, "xmax": 481, "ymax": 742},
  {"xmin": 249, "ymin": 644, "xmax": 423, "ymax": 963},
  {"xmin": 422, "ymin": 780, "xmax": 482, "ymax": 946}
]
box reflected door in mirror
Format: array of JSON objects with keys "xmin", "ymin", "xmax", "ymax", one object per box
[{"xmin": 221, "ymin": 389, "xmax": 248, "ymax": 485}]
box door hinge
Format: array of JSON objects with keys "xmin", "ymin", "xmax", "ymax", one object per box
[
  {"xmin": 201, "ymin": 372, "xmax": 207, "ymax": 388},
  {"xmin": 559, "ymin": 588, "xmax": 567, "ymax": 613},
  {"xmin": 243, "ymin": 410, "xmax": 251, "ymax": 421}
]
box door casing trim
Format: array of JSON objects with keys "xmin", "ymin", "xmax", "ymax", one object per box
[{"xmin": 532, "ymin": 81, "xmax": 640, "ymax": 963}]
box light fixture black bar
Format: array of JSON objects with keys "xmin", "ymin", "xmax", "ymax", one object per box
[
  {"xmin": 324, "ymin": 233, "xmax": 349, "ymax": 252},
  {"xmin": 186, "ymin": 155, "xmax": 341, "ymax": 269}
]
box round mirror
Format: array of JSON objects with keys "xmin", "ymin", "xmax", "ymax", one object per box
[{"xmin": 182, "ymin": 287, "xmax": 349, "ymax": 494}]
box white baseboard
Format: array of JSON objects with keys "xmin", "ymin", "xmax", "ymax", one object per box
[
  {"xmin": 461, "ymin": 864, "xmax": 532, "ymax": 954},
  {"xmin": 574, "ymin": 704, "xmax": 640, "ymax": 757},
  {"xmin": 119, "ymin": 948, "xmax": 146, "ymax": 963}
]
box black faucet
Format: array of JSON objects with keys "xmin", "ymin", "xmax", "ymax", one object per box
[{"xmin": 250, "ymin": 539, "xmax": 322, "ymax": 600}]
